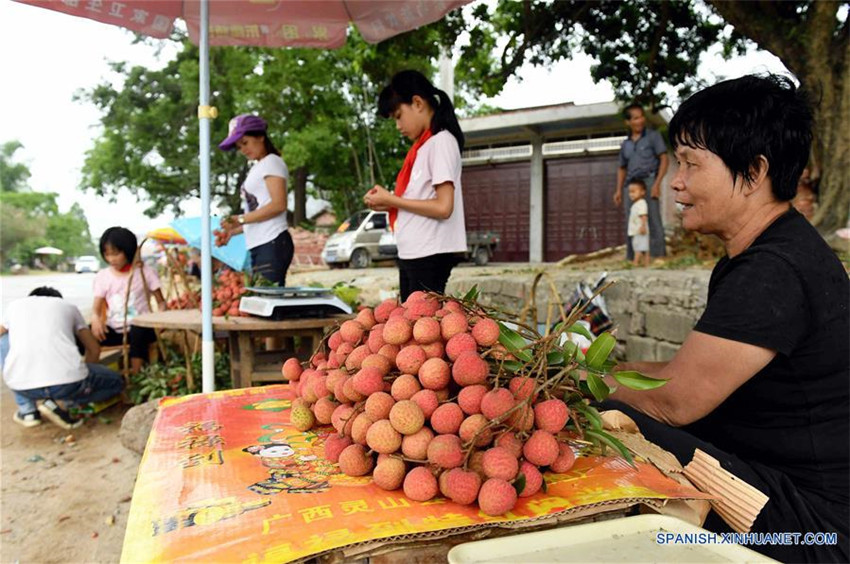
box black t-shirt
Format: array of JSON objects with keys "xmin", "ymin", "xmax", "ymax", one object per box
[{"xmin": 685, "ymin": 209, "xmax": 849, "ymax": 506}]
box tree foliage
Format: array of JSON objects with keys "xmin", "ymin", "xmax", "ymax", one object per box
[{"xmin": 0, "ymin": 140, "xmax": 32, "ymax": 193}]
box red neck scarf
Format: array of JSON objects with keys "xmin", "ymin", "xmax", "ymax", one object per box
[
  {"xmin": 119, "ymin": 263, "xmax": 132, "ymax": 273},
  {"xmin": 390, "ymin": 128, "xmax": 433, "ymax": 230}
]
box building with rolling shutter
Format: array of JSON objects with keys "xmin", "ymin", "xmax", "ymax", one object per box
[{"xmin": 459, "ymin": 102, "xmax": 675, "ymax": 263}]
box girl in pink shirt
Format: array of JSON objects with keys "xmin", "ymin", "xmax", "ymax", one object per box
[
  {"xmin": 91, "ymin": 227, "xmax": 166, "ymax": 374},
  {"xmin": 363, "ymin": 70, "xmax": 467, "ymax": 301}
]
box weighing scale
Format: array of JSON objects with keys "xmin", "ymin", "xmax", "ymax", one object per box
[{"xmin": 238, "ymin": 286, "xmax": 353, "ymax": 319}]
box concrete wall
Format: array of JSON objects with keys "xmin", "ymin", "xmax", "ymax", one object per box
[{"xmin": 446, "ymin": 269, "xmax": 711, "ymax": 362}]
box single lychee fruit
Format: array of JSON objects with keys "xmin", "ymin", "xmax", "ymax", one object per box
[
  {"xmin": 338, "ymin": 444, "xmax": 374, "ymax": 477},
  {"xmin": 355, "ymin": 308, "xmax": 376, "ymax": 330},
  {"xmin": 291, "ymin": 404, "xmax": 315, "ymax": 431},
  {"xmin": 401, "ymin": 427, "xmax": 434, "ymax": 460},
  {"xmin": 442, "ymin": 467, "xmax": 482, "ymax": 505},
  {"xmin": 523, "ymin": 430, "xmax": 560, "ymax": 466},
  {"xmin": 444, "ymin": 300, "xmax": 464, "ymax": 313},
  {"xmin": 366, "ymin": 419, "xmax": 402, "ymax": 454},
  {"xmin": 478, "ymin": 478, "xmax": 518, "ymax": 516},
  {"xmin": 328, "ymin": 331, "xmax": 343, "ymax": 351},
  {"xmin": 367, "ymin": 324, "xmax": 386, "ymax": 353},
  {"xmin": 405, "ymin": 291, "xmax": 428, "ymax": 304},
  {"xmin": 517, "ymin": 461, "xmax": 543, "ymax": 497},
  {"xmin": 325, "ymin": 369, "xmax": 348, "ymax": 394},
  {"xmin": 324, "ymin": 434, "xmax": 353, "ymax": 463},
  {"xmin": 374, "ymin": 299, "xmax": 398, "ymax": 323},
  {"xmin": 413, "ymin": 317, "xmax": 441, "ymax": 344},
  {"xmin": 508, "ymin": 404, "xmax": 535, "ymax": 432},
  {"xmin": 480, "ymin": 388, "xmax": 516, "ymax": 421},
  {"xmin": 430, "ymin": 402, "xmax": 464, "ymax": 435},
  {"xmin": 482, "ymin": 446, "xmax": 519, "ymax": 481},
  {"xmin": 451, "ymin": 351, "xmax": 489, "ymax": 386},
  {"xmin": 311, "ymin": 374, "xmax": 332, "ymax": 399},
  {"xmin": 339, "ymin": 320, "xmax": 365, "ymax": 344},
  {"xmin": 361, "ymin": 353, "xmax": 392, "ymax": 375},
  {"xmin": 389, "ymin": 400, "xmax": 425, "ymax": 435},
  {"xmin": 471, "ymin": 317, "xmax": 500, "ymax": 346},
  {"xmin": 383, "ymin": 317, "xmax": 413, "ymax": 345},
  {"xmin": 494, "ymin": 432, "xmax": 524, "ymax": 459},
  {"xmin": 331, "ymin": 403, "xmax": 355, "ymax": 435},
  {"xmin": 388, "ymin": 308, "xmax": 406, "ymax": 319},
  {"xmin": 352, "ymin": 366, "xmax": 385, "ymax": 396},
  {"xmin": 440, "ymin": 312, "xmax": 469, "ymax": 341},
  {"xmin": 365, "ymin": 391, "xmax": 395, "ymax": 421},
  {"xmin": 342, "ymin": 377, "xmax": 366, "ymax": 403},
  {"xmin": 281, "ymin": 357, "xmax": 302, "ymax": 381},
  {"xmin": 468, "ymin": 450, "xmax": 487, "ymax": 480},
  {"xmin": 373, "ymin": 457, "xmax": 406, "ymax": 491},
  {"xmin": 333, "ymin": 376, "xmax": 350, "ymax": 403},
  {"xmin": 403, "ymin": 297, "xmax": 440, "ymax": 321},
  {"xmin": 396, "ymin": 345, "xmax": 427, "ymax": 375},
  {"xmin": 426, "ymin": 434, "xmax": 464, "ymax": 469},
  {"xmin": 508, "ymin": 376, "xmax": 537, "ymax": 402},
  {"xmin": 421, "ymin": 340, "xmax": 445, "ymax": 359},
  {"xmin": 445, "ymin": 332, "xmax": 478, "ymax": 361},
  {"xmin": 337, "ymin": 342, "xmax": 354, "ymax": 356},
  {"xmin": 313, "ymin": 396, "xmax": 337, "ymax": 425},
  {"xmin": 403, "ymin": 466, "xmax": 438, "ymax": 501},
  {"xmin": 418, "ymin": 357, "xmax": 451, "ymax": 390},
  {"xmin": 390, "ymin": 374, "xmax": 421, "ymax": 401},
  {"xmin": 459, "ymin": 414, "xmax": 493, "ymax": 447},
  {"xmin": 351, "ymin": 413, "xmax": 375, "ymax": 445},
  {"xmin": 310, "ymin": 352, "xmax": 327, "ymax": 368},
  {"xmin": 534, "ymin": 399, "xmax": 570, "ymax": 434},
  {"xmin": 410, "ymin": 389, "xmax": 439, "ymax": 419},
  {"xmin": 377, "ymin": 344, "xmax": 400, "ymax": 364},
  {"xmin": 344, "ymin": 344, "xmax": 371, "ymax": 371},
  {"xmin": 458, "ymin": 384, "xmax": 488, "ymax": 415},
  {"xmin": 549, "ymin": 442, "xmax": 577, "ymax": 473}
]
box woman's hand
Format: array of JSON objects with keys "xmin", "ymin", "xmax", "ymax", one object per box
[
  {"xmin": 364, "ymin": 185, "xmax": 393, "ymax": 211},
  {"xmin": 91, "ymin": 317, "xmax": 107, "ymax": 342}
]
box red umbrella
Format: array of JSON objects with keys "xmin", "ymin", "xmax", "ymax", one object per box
[{"xmin": 15, "ymin": 0, "xmax": 469, "ymax": 392}]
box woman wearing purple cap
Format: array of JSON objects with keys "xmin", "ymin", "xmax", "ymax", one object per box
[{"xmin": 217, "ymin": 114, "xmax": 293, "ymax": 286}]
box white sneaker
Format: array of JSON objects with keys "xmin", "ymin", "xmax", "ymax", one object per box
[
  {"xmin": 38, "ymin": 399, "xmax": 83, "ymax": 430},
  {"xmin": 13, "ymin": 411, "xmax": 42, "ymax": 428}
]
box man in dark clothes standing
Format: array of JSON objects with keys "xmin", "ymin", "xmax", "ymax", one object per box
[
  {"xmin": 613, "ymin": 104, "xmax": 669, "ymax": 261},
  {"xmin": 604, "ymin": 75, "xmax": 849, "ymax": 562}
]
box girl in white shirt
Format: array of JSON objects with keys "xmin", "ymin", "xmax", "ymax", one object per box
[
  {"xmin": 217, "ymin": 114, "xmax": 294, "ymax": 286},
  {"xmin": 364, "ymin": 70, "xmax": 467, "ymax": 301}
]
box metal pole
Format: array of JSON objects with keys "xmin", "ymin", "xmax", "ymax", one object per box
[{"xmin": 199, "ymin": 0, "xmax": 215, "ymax": 392}]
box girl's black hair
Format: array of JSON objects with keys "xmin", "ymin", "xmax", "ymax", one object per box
[
  {"xmin": 99, "ymin": 226, "xmax": 138, "ymax": 263},
  {"xmin": 377, "ymin": 70, "xmax": 464, "ymax": 151},
  {"xmin": 243, "ymin": 131, "xmax": 280, "ymax": 157},
  {"xmin": 668, "ymin": 74, "xmax": 813, "ymax": 201},
  {"xmin": 29, "ymin": 286, "xmax": 63, "ymax": 298}
]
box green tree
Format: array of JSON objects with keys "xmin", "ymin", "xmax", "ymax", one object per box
[
  {"xmin": 458, "ymin": 0, "xmax": 848, "ymax": 232},
  {"xmin": 0, "ymin": 140, "xmax": 31, "ymax": 193}
]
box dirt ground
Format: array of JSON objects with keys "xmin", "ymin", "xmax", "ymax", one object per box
[{"xmin": 0, "ymin": 258, "xmax": 665, "ymax": 563}]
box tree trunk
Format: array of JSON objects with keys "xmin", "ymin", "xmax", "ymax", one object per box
[
  {"xmin": 709, "ymin": 1, "xmax": 849, "ymax": 233},
  {"xmin": 292, "ymin": 166, "xmax": 308, "ymax": 226}
]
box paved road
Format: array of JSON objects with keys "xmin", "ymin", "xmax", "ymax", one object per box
[{"xmin": 1, "ymin": 272, "xmax": 95, "ymax": 318}]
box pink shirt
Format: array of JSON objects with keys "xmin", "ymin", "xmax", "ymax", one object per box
[
  {"xmin": 395, "ymin": 130, "xmax": 467, "ymax": 259},
  {"xmin": 93, "ymin": 264, "xmax": 161, "ymax": 331}
]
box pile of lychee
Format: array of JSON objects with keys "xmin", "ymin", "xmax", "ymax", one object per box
[{"xmin": 281, "ymin": 291, "xmax": 577, "ymax": 517}]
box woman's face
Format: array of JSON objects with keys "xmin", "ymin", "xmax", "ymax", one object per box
[
  {"xmin": 392, "ymin": 98, "xmax": 430, "ymax": 141},
  {"xmin": 236, "ymin": 135, "xmax": 267, "ymax": 161},
  {"xmin": 672, "ymin": 145, "xmax": 744, "ymax": 237},
  {"xmin": 103, "ymin": 244, "xmax": 128, "ymax": 270}
]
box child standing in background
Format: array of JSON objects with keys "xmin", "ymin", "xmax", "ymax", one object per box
[
  {"xmin": 363, "ymin": 70, "xmax": 467, "ymax": 301},
  {"xmin": 627, "ymin": 179, "xmax": 650, "ymax": 267},
  {"xmin": 91, "ymin": 227, "xmax": 166, "ymax": 374}
]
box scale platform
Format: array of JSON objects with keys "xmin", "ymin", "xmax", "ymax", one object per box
[{"xmin": 239, "ymin": 287, "xmax": 352, "ymax": 319}]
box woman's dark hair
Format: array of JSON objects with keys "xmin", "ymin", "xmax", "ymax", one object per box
[
  {"xmin": 243, "ymin": 131, "xmax": 280, "ymax": 156},
  {"xmin": 29, "ymin": 286, "xmax": 62, "ymax": 298},
  {"xmin": 99, "ymin": 226, "xmax": 138, "ymax": 262},
  {"xmin": 377, "ymin": 70, "xmax": 464, "ymax": 151},
  {"xmin": 668, "ymin": 74, "xmax": 813, "ymax": 201},
  {"xmin": 622, "ymin": 103, "xmax": 644, "ymax": 120}
]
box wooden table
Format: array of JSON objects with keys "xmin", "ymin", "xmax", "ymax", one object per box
[{"xmin": 132, "ymin": 310, "xmax": 347, "ymax": 388}]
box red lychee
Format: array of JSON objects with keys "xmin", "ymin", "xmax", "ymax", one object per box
[
  {"xmin": 426, "ymin": 434, "xmax": 464, "ymax": 469},
  {"xmin": 352, "ymin": 366, "xmax": 384, "ymax": 396},
  {"xmin": 494, "ymin": 432, "xmax": 524, "ymax": 459},
  {"xmin": 366, "ymin": 419, "xmax": 402, "ymax": 454},
  {"xmin": 390, "ymin": 374, "xmax": 421, "ymax": 401},
  {"xmin": 350, "ymin": 413, "xmax": 375, "ymax": 445},
  {"xmin": 451, "ymin": 351, "xmax": 489, "ymax": 386},
  {"xmin": 344, "ymin": 344, "xmax": 371, "ymax": 371},
  {"xmin": 367, "ymin": 324, "xmax": 386, "ymax": 353},
  {"xmin": 328, "ymin": 331, "xmax": 343, "ymax": 352},
  {"xmin": 480, "ymin": 388, "xmax": 516, "ymax": 421},
  {"xmin": 281, "ymin": 357, "xmax": 302, "ymax": 381},
  {"xmin": 508, "ymin": 376, "xmax": 537, "ymax": 402},
  {"xmin": 458, "ymin": 384, "xmax": 488, "ymax": 415},
  {"xmin": 517, "ymin": 461, "xmax": 543, "ymax": 497},
  {"xmin": 549, "ymin": 442, "xmax": 577, "ymax": 473},
  {"xmin": 361, "ymin": 353, "xmax": 392, "ymax": 375},
  {"xmin": 418, "ymin": 357, "xmax": 451, "ymax": 390},
  {"xmin": 338, "ymin": 444, "xmax": 374, "ymax": 477},
  {"xmin": 313, "ymin": 396, "xmax": 337, "ymax": 425},
  {"xmin": 413, "ymin": 317, "xmax": 441, "ymax": 344},
  {"xmin": 420, "ymin": 340, "xmax": 445, "ymax": 359},
  {"xmin": 440, "ymin": 312, "xmax": 469, "ymax": 341},
  {"xmin": 459, "ymin": 414, "xmax": 493, "ymax": 447},
  {"xmin": 355, "ymin": 308, "xmax": 376, "ymax": 330},
  {"xmin": 365, "ymin": 391, "xmax": 395, "ymax": 421},
  {"xmin": 478, "ymin": 478, "xmax": 518, "ymax": 516},
  {"xmin": 471, "ymin": 317, "xmax": 500, "ymax": 346},
  {"xmin": 383, "ymin": 317, "xmax": 413, "ymax": 345},
  {"xmin": 339, "ymin": 320, "xmax": 365, "ymax": 344},
  {"xmin": 389, "ymin": 400, "xmax": 425, "ymax": 435},
  {"xmin": 403, "ymin": 297, "xmax": 440, "ymax": 321},
  {"xmin": 324, "ymin": 434, "xmax": 353, "ymax": 463},
  {"xmin": 482, "ymin": 446, "xmax": 519, "ymax": 481},
  {"xmin": 534, "ymin": 399, "xmax": 570, "ymax": 434},
  {"xmin": 403, "ymin": 466, "xmax": 438, "ymax": 501},
  {"xmin": 396, "ymin": 345, "xmax": 427, "ymax": 375},
  {"xmin": 410, "ymin": 389, "xmax": 439, "ymax": 419},
  {"xmin": 401, "ymin": 427, "xmax": 434, "ymax": 460},
  {"xmin": 373, "ymin": 457, "xmax": 406, "ymax": 491},
  {"xmin": 441, "ymin": 467, "xmax": 482, "ymax": 505},
  {"xmin": 523, "ymin": 430, "xmax": 560, "ymax": 466},
  {"xmin": 430, "ymin": 402, "xmax": 464, "ymax": 435},
  {"xmin": 374, "ymin": 299, "xmax": 398, "ymax": 323},
  {"xmin": 445, "ymin": 332, "xmax": 478, "ymax": 361}
]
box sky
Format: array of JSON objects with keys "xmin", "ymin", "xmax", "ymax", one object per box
[{"xmin": 0, "ymin": 0, "xmax": 788, "ymax": 244}]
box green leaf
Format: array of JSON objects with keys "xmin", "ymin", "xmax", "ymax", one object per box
[
  {"xmin": 585, "ymin": 333, "xmax": 616, "ymax": 370},
  {"xmin": 612, "ymin": 371, "xmax": 668, "ymax": 390},
  {"xmin": 498, "ymin": 322, "xmax": 533, "ymax": 362},
  {"xmin": 573, "ymin": 403, "xmax": 603, "ymax": 431},
  {"xmin": 547, "ymin": 350, "xmax": 565, "ymax": 366},
  {"xmin": 566, "ymin": 323, "xmax": 594, "ymax": 340},
  {"xmin": 463, "ymin": 285, "xmax": 479, "ymax": 301},
  {"xmin": 585, "ymin": 429, "xmax": 635, "ymax": 467},
  {"xmin": 513, "ymin": 473, "xmax": 527, "ymax": 496},
  {"xmin": 585, "ymin": 373, "xmax": 611, "ymax": 402},
  {"xmin": 502, "ymin": 360, "xmax": 524, "ymax": 373},
  {"xmin": 562, "ymin": 341, "xmax": 585, "ymax": 363}
]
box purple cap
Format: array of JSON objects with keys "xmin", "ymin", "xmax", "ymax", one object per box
[{"xmin": 218, "ymin": 114, "xmax": 267, "ymax": 151}]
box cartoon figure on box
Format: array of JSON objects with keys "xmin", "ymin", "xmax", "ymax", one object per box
[{"xmin": 243, "ymin": 441, "xmax": 336, "ymax": 495}]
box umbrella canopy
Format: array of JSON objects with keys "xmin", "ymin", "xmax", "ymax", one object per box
[
  {"xmin": 147, "ymin": 227, "xmax": 188, "ymax": 245},
  {"xmin": 34, "ymin": 246, "xmax": 64, "ymax": 255},
  {"xmin": 15, "ymin": 0, "xmax": 468, "ymax": 47},
  {"xmin": 171, "ymin": 216, "xmax": 250, "ymax": 272}
]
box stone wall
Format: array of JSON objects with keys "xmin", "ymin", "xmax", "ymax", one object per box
[{"xmin": 446, "ymin": 269, "xmax": 711, "ymax": 362}]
